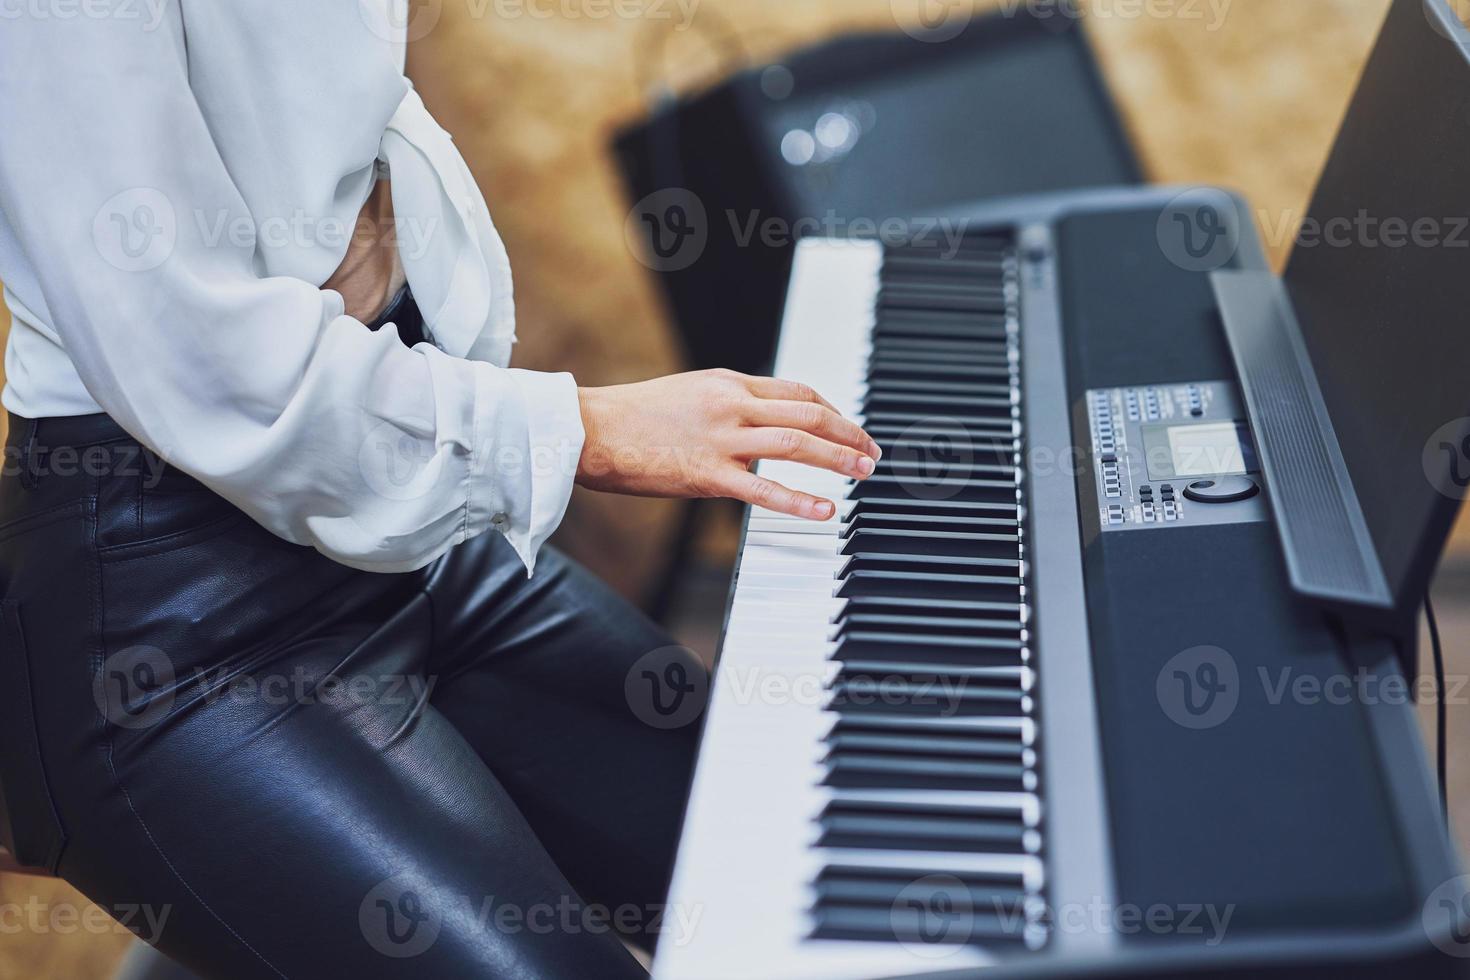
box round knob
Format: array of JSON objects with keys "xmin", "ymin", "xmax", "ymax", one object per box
[{"xmin": 1183, "ymin": 476, "xmax": 1259, "ymax": 504}]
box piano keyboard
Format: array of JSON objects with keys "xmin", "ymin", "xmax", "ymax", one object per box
[
  {"xmin": 656, "ymin": 188, "xmax": 1465, "ymax": 979},
  {"xmin": 657, "ymin": 236, "xmax": 1051, "ymax": 979}
]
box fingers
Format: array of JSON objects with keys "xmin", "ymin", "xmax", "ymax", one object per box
[
  {"xmin": 716, "ymin": 469, "xmax": 836, "ymax": 521},
  {"xmin": 744, "ymin": 376, "xmax": 840, "ymax": 415},
  {"xmin": 734, "ymin": 428, "xmax": 875, "ymax": 480},
  {"xmin": 741, "ymin": 400, "xmax": 881, "ymax": 460}
]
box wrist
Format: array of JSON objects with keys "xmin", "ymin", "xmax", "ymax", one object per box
[{"xmin": 575, "ymin": 386, "xmax": 604, "ymax": 485}]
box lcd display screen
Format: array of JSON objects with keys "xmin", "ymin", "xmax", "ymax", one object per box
[{"xmin": 1166, "ymin": 423, "xmax": 1248, "ymax": 478}]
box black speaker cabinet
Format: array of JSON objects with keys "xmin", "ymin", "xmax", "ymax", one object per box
[{"xmin": 615, "ymin": 4, "xmax": 1142, "ymax": 375}]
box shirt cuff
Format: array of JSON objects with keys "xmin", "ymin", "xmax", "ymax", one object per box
[{"xmin": 468, "ymin": 365, "xmax": 584, "ymax": 575}]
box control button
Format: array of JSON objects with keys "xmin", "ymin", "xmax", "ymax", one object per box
[{"xmin": 1183, "ymin": 475, "xmax": 1260, "ymax": 504}]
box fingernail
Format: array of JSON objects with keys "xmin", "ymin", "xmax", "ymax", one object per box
[
  {"xmin": 873, "ymin": 444, "xmax": 883, "ymax": 461},
  {"xmin": 812, "ymin": 500, "xmax": 835, "ymax": 520},
  {"xmin": 856, "ymin": 456, "xmax": 876, "ymax": 477}
]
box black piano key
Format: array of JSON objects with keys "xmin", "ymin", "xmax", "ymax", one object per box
[
  {"xmin": 831, "ymin": 613, "xmax": 1024, "ymax": 639},
  {"xmin": 818, "ymin": 812, "xmax": 1029, "ymax": 854},
  {"xmin": 864, "ymin": 389, "xmax": 1014, "ymax": 411},
  {"xmin": 826, "ymin": 730, "xmax": 1026, "ymax": 760},
  {"xmin": 836, "ymin": 570, "xmax": 1024, "ymax": 602},
  {"xmin": 866, "ymin": 378, "xmax": 1016, "ymax": 398},
  {"xmin": 831, "ymin": 631, "xmax": 1027, "ymax": 667},
  {"xmin": 812, "ymin": 905, "xmax": 1032, "ymax": 946},
  {"xmin": 870, "ymin": 341, "xmax": 1012, "ymax": 363},
  {"xmin": 823, "ymin": 751, "xmax": 1030, "ymax": 786},
  {"xmin": 844, "ymin": 498, "xmax": 1019, "ymax": 521},
  {"xmin": 842, "ymin": 512, "xmax": 1021, "ymax": 536},
  {"xmin": 837, "ymin": 553, "xmax": 1021, "ymax": 577},
  {"xmin": 871, "ymin": 460, "xmax": 1018, "ymax": 481},
  {"xmin": 840, "ymin": 528, "xmax": 1021, "ymax": 559},
  {"xmin": 828, "ymin": 679, "xmax": 1029, "ymax": 719},
  {"xmin": 868, "ymin": 364, "xmax": 1013, "ymax": 385},
  {"xmin": 862, "ymin": 410, "xmax": 1017, "ymax": 430},
  {"xmin": 867, "ymin": 427, "xmax": 1019, "ymax": 451},
  {"xmin": 871, "ymin": 317, "xmax": 1009, "ymax": 341},
  {"xmin": 834, "ymin": 595, "xmax": 1025, "ymax": 618},
  {"xmin": 847, "ymin": 476, "xmax": 1019, "ymax": 504},
  {"xmin": 814, "ymin": 866, "xmax": 1028, "ymax": 911}
]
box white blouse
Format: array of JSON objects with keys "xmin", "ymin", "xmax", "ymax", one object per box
[{"xmin": 0, "ymin": 1, "xmax": 583, "ymax": 574}]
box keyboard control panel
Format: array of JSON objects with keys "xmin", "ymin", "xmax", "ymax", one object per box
[{"xmin": 1085, "ymin": 380, "xmax": 1268, "ymax": 532}]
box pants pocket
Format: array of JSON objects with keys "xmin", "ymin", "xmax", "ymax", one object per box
[{"xmin": 0, "ymin": 599, "xmax": 67, "ymax": 872}]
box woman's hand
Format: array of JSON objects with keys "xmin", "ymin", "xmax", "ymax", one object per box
[{"xmin": 576, "ymin": 369, "xmax": 880, "ymax": 520}]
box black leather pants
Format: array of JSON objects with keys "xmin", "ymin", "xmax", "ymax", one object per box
[{"xmin": 0, "ymin": 402, "xmax": 704, "ymax": 975}]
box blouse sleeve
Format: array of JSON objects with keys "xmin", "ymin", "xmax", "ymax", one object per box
[{"xmin": 0, "ymin": 9, "xmax": 583, "ymax": 574}]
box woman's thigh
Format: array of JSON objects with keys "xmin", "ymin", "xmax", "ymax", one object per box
[
  {"xmin": 1, "ymin": 486, "xmax": 649, "ymax": 978},
  {"xmin": 420, "ymin": 535, "xmax": 708, "ymax": 946}
]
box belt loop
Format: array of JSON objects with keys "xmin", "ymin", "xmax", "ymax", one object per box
[{"xmin": 18, "ymin": 419, "xmax": 40, "ymax": 490}]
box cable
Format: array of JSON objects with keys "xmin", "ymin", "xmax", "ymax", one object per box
[{"xmin": 1428, "ymin": 591, "xmax": 1448, "ymax": 824}]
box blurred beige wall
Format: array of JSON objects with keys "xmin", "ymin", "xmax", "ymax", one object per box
[{"xmin": 1, "ymin": 2, "xmax": 1469, "ymax": 975}]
